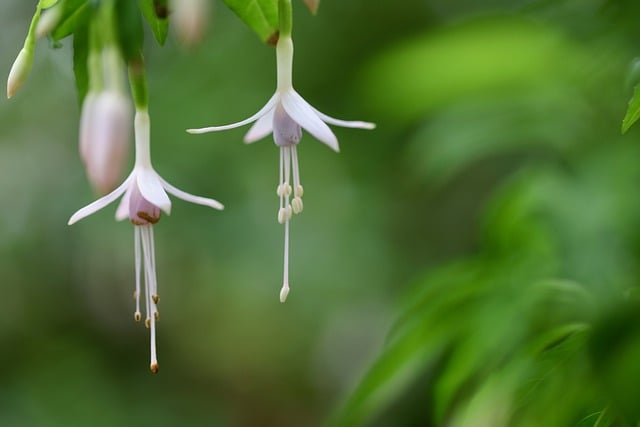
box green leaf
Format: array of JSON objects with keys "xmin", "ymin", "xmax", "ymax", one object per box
[
  {"xmin": 222, "ymin": 0, "xmax": 278, "ymax": 44},
  {"xmin": 72, "ymin": 23, "xmax": 89, "ymax": 106},
  {"xmin": 136, "ymin": 0, "xmax": 168, "ymax": 46},
  {"xmin": 331, "ymin": 320, "xmax": 450, "ymax": 427},
  {"xmin": 51, "ymin": 0, "xmax": 91, "ymax": 41},
  {"xmin": 40, "ymin": 0, "xmax": 59, "ymax": 9},
  {"xmin": 622, "ymin": 84, "xmax": 640, "ymax": 133},
  {"xmin": 116, "ymin": 0, "xmax": 144, "ymax": 60}
]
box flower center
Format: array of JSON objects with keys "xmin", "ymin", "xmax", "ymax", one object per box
[
  {"xmin": 129, "ymin": 183, "xmax": 161, "ymax": 225},
  {"xmin": 273, "ymin": 104, "xmax": 301, "ymax": 147}
]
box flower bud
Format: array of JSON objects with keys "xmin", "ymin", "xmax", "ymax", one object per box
[
  {"xmin": 36, "ymin": 3, "xmax": 63, "ymax": 39},
  {"xmin": 7, "ymin": 48, "xmax": 33, "ymax": 99},
  {"xmin": 273, "ymin": 104, "xmax": 301, "ymax": 147},
  {"xmin": 171, "ymin": 0, "xmax": 210, "ymax": 47},
  {"xmin": 129, "ymin": 183, "xmax": 161, "ymax": 225},
  {"xmin": 79, "ymin": 90, "xmax": 133, "ymax": 195}
]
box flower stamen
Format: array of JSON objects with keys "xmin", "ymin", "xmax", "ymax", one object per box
[{"xmin": 138, "ymin": 224, "xmax": 159, "ymax": 373}]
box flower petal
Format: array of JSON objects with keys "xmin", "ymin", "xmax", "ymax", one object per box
[
  {"xmin": 68, "ymin": 173, "xmax": 133, "ymax": 225},
  {"xmin": 187, "ymin": 94, "xmax": 278, "ymax": 134},
  {"xmin": 115, "ymin": 185, "xmax": 133, "ymax": 221},
  {"xmin": 312, "ymin": 107, "xmax": 376, "ymax": 130},
  {"xmin": 159, "ymin": 177, "xmax": 224, "ymax": 211},
  {"xmin": 243, "ymin": 108, "xmax": 275, "ymax": 143},
  {"xmin": 281, "ymin": 90, "xmax": 339, "ymax": 152},
  {"xmin": 136, "ymin": 168, "xmax": 172, "ymax": 215}
]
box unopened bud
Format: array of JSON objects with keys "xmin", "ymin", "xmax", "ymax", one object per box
[
  {"xmin": 79, "ymin": 90, "xmax": 132, "ymax": 194},
  {"xmin": 171, "ymin": 0, "xmax": 210, "ymax": 47},
  {"xmin": 304, "ymin": 0, "xmax": 320, "ymax": 14},
  {"xmin": 36, "ymin": 4, "xmax": 63, "ymax": 39},
  {"xmin": 7, "ymin": 48, "xmax": 33, "ymax": 99}
]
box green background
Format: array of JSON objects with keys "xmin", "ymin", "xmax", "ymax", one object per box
[{"xmin": 2, "ymin": 0, "xmax": 640, "ymax": 426}]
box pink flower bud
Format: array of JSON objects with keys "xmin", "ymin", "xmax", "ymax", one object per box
[
  {"xmin": 171, "ymin": 0, "xmax": 210, "ymax": 47},
  {"xmin": 7, "ymin": 48, "xmax": 33, "ymax": 99},
  {"xmin": 79, "ymin": 90, "xmax": 132, "ymax": 195}
]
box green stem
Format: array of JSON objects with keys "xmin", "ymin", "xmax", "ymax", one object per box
[
  {"xmin": 24, "ymin": 3, "xmax": 43, "ymax": 53},
  {"xmin": 278, "ymin": 0, "xmax": 293, "ymax": 37},
  {"xmin": 128, "ymin": 53, "xmax": 148, "ymax": 111},
  {"xmin": 99, "ymin": 0, "xmax": 118, "ymax": 48}
]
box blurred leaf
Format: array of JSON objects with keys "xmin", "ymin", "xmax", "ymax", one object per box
[
  {"xmin": 50, "ymin": 0, "xmax": 91, "ymax": 41},
  {"xmin": 72, "ymin": 23, "xmax": 89, "ymax": 105},
  {"xmin": 405, "ymin": 92, "xmax": 587, "ymax": 186},
  {"xmin": 360, "ymin": 18, "xmax": 583, "ymax": 122},
  {"xmin": 621, "ymin": 84, "xmax": 640, "ymax": 133},
  {"xmin": 116, "ymin": 0, "xmax": 144, "ymax": 60},
  {"xmin": 588, "ymin": 300, "xmax": 640, "ymax": 422},
  {"xmin": 222, "ymin": 0, "xmax": 278, "ymax": 43},
  {"xmin": 137, "ymin": 0, "xmax": 168, "ymax": 46},
  {"xmin": 331, "ymin": 319, "xmax": 450, "ymax": 427},
  {"xmin": 40, "ymin": 0, "xmax": 59, "ymax": 8}
]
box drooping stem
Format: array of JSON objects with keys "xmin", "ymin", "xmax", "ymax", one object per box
[{"xmin": 24, "ymin": 3, "xmax": 43, "ymax": 53}]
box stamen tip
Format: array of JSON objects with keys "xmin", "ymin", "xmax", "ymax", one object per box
[
  {"xmin": 134, "ymin": 311, "xmax": 141, "ymax": 322},
  {"xmin": 278, "ymin": 207, "xmax": 287, "ymax": 224},
  {"xmin": 280, "ymin": 285, "xmax": 290, "ymax": 303},
  {"xmin": 150, "ymin": 362, "xmax": 159, "ymax": 374},
  {"xmin": 152, "ymin": 294, "xmax": 160, "ymax": 304},
  {"xmin": 145, "ymin": 318, "xmax": 151, "ymax": 329},
  {"xmin": 292, "ymin": 197, "xmax": 303, "ymax": 214}
]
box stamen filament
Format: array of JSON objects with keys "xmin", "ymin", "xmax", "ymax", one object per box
[
  {"xmin": 139, "ymin": 225, "xmax": 159, "ymax": 373},
  {"xmin": 280, "ymin": 217, "xmax": 290, "ymax": 302},
  {"xmin": 134, "ymin": 226, "xmax": 142, "ymax": 321}
]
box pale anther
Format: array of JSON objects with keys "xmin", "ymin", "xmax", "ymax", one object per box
[
  {"xmin": 292, "ymin": 197, "xmax": 303, "ymax": 214},
  {"xmin": 278, "ymin": 207, "xmax": 287, "ymax": 224}
]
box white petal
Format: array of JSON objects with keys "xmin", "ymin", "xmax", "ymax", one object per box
[
  {"xmin": 281, "ymin": 90, "xmax": 339, "ymax": 152},
  {"xmin": 312, "ymin": 107, "xmax": 376, "ymax": 130},
  {"xmin": 187, "ymin": 94, "xmax": 278, "ymax": 134},
  {"xmin": 136, "ymin": 168, "xmax": 172, "ymax": 215},
  {"xmin": 243, "ymin": 108, "xmax": 275, "ymax": 143},
  {"xmin": 115, "ymin": 185, "xmax": 133, "ymax": 221},
  {"xmin": 68, "ymin": 173, "xmax": 133, "ymax": 225},
  {"xmin": 159, "ymin": 177, "xmax": 224, "ymax": 211}
]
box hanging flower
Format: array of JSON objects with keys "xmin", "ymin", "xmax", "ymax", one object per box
[
  {"xmin": 69, "ymin": 110, "xmax": 223, "ymax": 373},
  {"xmin": 187, "ymin": 34, "xmax": 374, "ymax": 302}
]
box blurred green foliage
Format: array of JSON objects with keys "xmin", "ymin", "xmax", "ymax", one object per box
[{"xmin": 3, "ymin": 0, "xmax": 640, "ymax": 426}]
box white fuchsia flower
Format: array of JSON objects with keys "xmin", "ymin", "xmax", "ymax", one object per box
[
  {"xmin": 187, "ymin": 34, "xmax": 375, "ymax": 303},
  {"xmin": 69, "ymin": 110, "xmax": 223, "ymax": 373}
]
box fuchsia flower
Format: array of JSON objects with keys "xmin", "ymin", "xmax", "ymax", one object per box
[
  {"xmin": 70, "ymin": 111, "xmax": 223, "ymax": 373},
  {"xmin": 188, "ymin": 34, "xmax": 375, "ymax": 302}
]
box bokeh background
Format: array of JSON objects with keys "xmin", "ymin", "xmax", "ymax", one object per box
[{"xmin": 3, "ymin": 0, "xmax": 640, "ymax": 426}]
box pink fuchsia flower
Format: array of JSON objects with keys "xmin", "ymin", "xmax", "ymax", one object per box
[
  {"xmin": 69, "ymin": 110, "xmax": 223, "ymax": 373},
  {"xmin": 187, "ymin": 34, "xmax": 374, "ymax": 302}
]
